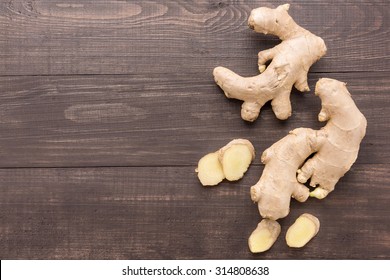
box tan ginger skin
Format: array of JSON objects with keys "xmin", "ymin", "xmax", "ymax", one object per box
[
  {"xmin": 213, "ymin": 4, "xmax": 327, "ymax": 122},
  {"xmin": 297, "ymin": 78, "xmax": 367, "ymax": 199},
  {"xmin": 250, "ymin": 128, "xmax": 316, "ymax": 220},
  {"xmin": 251, "ymin": 78, "xmax": 367, "ymax": 220}
]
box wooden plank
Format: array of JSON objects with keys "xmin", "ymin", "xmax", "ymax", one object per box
[
  {"xmin": 0, "ymin": 0, "xmax": 388, "ymax": 76},
  {"xmin": 0, "ymin": 165, "xmax": 388, "ymax": 259},
  {"xmin": 0, "ymin": 0, "xmax": 388, "ymax": 262},
  {"xmin": 0, "ymin": 72, "xmax": 388, "ymax": 167}
]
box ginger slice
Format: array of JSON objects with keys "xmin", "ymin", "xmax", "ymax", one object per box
[
  {"xmin": 219, "ymin": 139, "xmax": 255, "ymax": 181},
  {"xmin": 196, "ymin": 152, "xmax": 225, "ymax": 186},
  {"xmin": 248, "ymin": 219, "xmax": 281, "ymax": 253},
  {"xmin": 196, "ymin": 139, "xmax": 255, "ymax": 186},
  {"xmin": 286, "ymin": 213, "xmax": 320, "ymax": 248}
]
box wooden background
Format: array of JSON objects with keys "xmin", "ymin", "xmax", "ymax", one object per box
[{"xmin": 0, "ymin": 0, "xmax": 389, "ymax": 259}]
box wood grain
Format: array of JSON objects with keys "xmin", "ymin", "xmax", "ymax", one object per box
[
  {"xmin": 0, "ymin": 0, "xmax": 388, "ymax": 76},
  {"xmin": 0, "ymin": 0, "xmax": 389, "ymax": 260},
  {"xmin": 0, "ymin": 165, "xmax": 388, "ymax": 259},
  {"xmin": 0, "ymin": 72, "xmax": 388, "ymax": 167}
]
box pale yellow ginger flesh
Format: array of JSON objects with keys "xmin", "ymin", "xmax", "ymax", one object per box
[
  {"xmin": 251, "ymin": 78, "xmax": 367, "ymax": 220},
  {"xmin": 213, "ymin": 4, "xmax": 327, "ymax": 122},
  {"xmin": 221, "ymin": 144, "xmax": 254, "ymax": 181},
  {"xmin": 286, "ymin": 213, "xmax": 320, "ymax": 248},
  {"xmin": 248, "ymin": 219, "xmax": 281, "ymax": 253},
  {"xmin": 196, "ymin": 139, "xmax": 255, "ymax": 186},
  {"xmin": 196, "ymin": 152, "xmax": 225, "ymax": 186}
]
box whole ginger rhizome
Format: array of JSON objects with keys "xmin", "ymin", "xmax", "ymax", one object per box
[{"xmin": 196, "ymin": 4, "xmax": 367, "ymax": 253}]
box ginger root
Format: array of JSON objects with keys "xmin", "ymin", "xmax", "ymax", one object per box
[
  {"xmin": 196, "ymin": 139, "xmax": 255, "ymax": 186},
  {"xmin": 297, "ymin": 78, "xmax": 367, "ymax": 199},
  {"xmin": 250, "ymin": 128, "xmax": 315, "ymax": 220},
  {"xmin": 213, "ymin": 4, "xmax": 327, "ymax": 122},
  {"xmin": 286, "ymin": 213, "xmax": 320, "ymax": 248},
  {"xmin": 251, "ymin": 78, "xmax": 367, "ymax": 220},
  {"xmin": 248, "ymin": 219, "xmax": 281, "ymax": 253}
]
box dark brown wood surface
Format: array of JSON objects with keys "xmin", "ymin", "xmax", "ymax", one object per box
[{"xmin": 0, "ymin": 0, "xmax": 389, "ymax": 259}]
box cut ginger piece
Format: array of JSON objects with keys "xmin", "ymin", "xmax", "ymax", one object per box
[
  {"xmin": 248, "ymin": 219, "xmax": 281, "ymax": 253},
  {"xmin": 196, "ymin": 139, "xmax": 255, "ymax": 186},
  {"xmin": 220, "ymin": 140, "xmax": 255, "ymax": 181},
  {"xmin": 286, "ymin": 213, "xmax": 320, "ymax": 248},
  {"xmin": 196, "ymin": 152, "xmax": 225, "ymax": 186}
]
